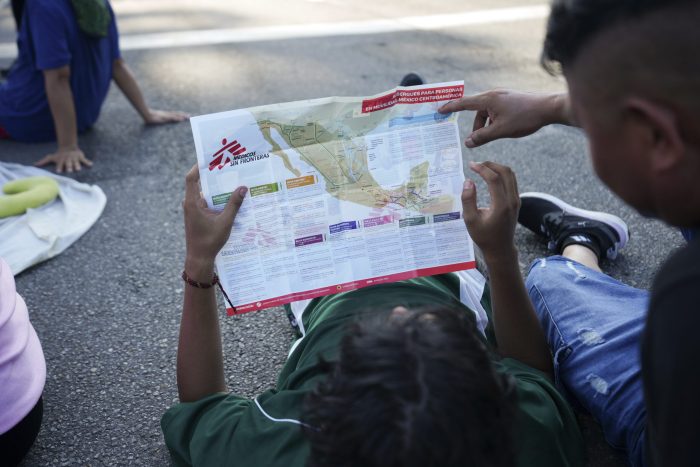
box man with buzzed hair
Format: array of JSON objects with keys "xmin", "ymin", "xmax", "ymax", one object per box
[{"xmin": 440, "ymin": 0, "xmax": 700, "ymax": 465}]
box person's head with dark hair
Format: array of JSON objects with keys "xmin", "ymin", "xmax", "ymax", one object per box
[
  {"xmin": 542, "ymin": 0, "xmax": 700, "ymax": 227},
  {"xmin": 302, "ymin": 305, "xmax": 516, "ymax": 467}
]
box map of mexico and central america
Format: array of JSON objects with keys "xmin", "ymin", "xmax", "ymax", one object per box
[{"xmin": 193, "ymin": 82, "xmax": 474, "ymax": 313}]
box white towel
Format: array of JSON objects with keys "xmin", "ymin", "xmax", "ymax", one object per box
[{"xmin": 0, "ymin": 163, "xmax": 106, "ymax": 275}]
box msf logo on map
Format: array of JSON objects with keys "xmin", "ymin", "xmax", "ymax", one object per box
[{"xmin": 209, "ymin": 137, "xmax": 248, "ymax": 171}]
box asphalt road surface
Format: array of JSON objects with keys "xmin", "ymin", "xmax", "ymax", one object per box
[{"xmin": 0, "ymin": 1, "xmax": 682, "ymax": 465}]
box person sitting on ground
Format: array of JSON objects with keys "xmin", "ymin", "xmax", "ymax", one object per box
[
  {"xmin": 517, "ymin": 191, "xmax": 645, "ymax": 466},
  {"xmin": 0, "ymin": 257, "xmax": 46, "ymax": 467},
  {"xmin": 0, "ymin": 0, "xmax": 188, "ymax": 173},
  {"xmin": 160, "ymin": 163, "xmax": 585, "ymax": 467},
  {"xmin": 439, "ymin": 0, "xmax": 700, "ymax": 464}
]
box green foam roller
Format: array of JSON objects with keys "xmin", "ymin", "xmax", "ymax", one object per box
[{"xmin": 0, "ymin": 176, "xmax": 60, "ymax": 218}]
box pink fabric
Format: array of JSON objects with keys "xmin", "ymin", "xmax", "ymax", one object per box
[{"xmin": 0, "ymin": 258, "xmax": 45, "ymax": 434}]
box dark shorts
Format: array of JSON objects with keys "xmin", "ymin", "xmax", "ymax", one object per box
[
  {"xmin": 0, "ymin": 125, "xmax": 11, "ymax": 140},
  {"xmin": 0, "ymin": 396, "xmax": 43, "ymax": 466}
]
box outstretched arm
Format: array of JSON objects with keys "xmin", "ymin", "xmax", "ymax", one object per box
[
  {"xmin": 462, "ymin": 161, "xmax": 553, "ymax": 377},
  {"xmin": 37, "ymin": 65, "xmax": 92, "ymax": 173},
  {"xmin": 177, "ymin": 165, "xmax": 247, "ymax": 402},
  {"xmin": 112, "ymin": 58, "xmax": 189, "ymax": 125},
  {"xmin": 439, "ymin": 90, "xmax": 575, "ymax": 148}
]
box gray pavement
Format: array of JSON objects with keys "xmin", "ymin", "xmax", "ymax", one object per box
[{"xmin": 0, "ymin": 1, "xmax": 682, "ymax": 465}]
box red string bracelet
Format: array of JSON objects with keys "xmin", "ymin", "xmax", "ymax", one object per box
[{"xmin": 181, "ymin": 270, "xmax": 237, "ymax": 314}]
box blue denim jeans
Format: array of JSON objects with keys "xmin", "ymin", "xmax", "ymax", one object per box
[{"xmin": 526, "ymin": 256, "xmax": 648, "ymax": 467}]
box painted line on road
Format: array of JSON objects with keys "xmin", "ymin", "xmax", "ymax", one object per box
[{"xmin": 0, "ymin": 4, "xmax": 548, "ymax": 59}]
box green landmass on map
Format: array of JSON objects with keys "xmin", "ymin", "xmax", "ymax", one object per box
[{"xmin": 256, "ymin": 112, "xmax": 453, "ymax": 214}]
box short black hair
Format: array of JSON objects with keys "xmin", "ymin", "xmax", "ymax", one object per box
[
  {"xmin": 302, "ymin": 306, "xmax": 516, "ymax": 467},
  {"xmin": 542, "ymin": 0, "xmax": 699, "ymax": 74}
]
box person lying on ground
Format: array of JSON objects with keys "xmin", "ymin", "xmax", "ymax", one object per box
[
  {"xmin": 439, "ymin": 1, "xmax": 700, "ymax": 464},
  {"xmin": 160, "ymin": 163, "xmax": 585, "ymax": 467},
  {"xmin": 0, "ymin": 0, "xmax": 188, "ymax": 173}
]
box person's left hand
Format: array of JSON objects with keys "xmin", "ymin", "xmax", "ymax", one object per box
[
  {"xmin": 183, "ymin": 165, "xmax": 247, "ymax": 277},
  {"xmin": 461, "ymin": 161, "xmax": 520, "ymax": 262},
  {"xmin": 144, "ymin": 109, "xmax": 189, "ymax": 125}
]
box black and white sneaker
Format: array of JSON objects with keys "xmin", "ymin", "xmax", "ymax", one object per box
[
  {"xmin": 518, "ymin": 192, "xmax": 629, "ymax": 260},
  {"xmin": 400, "ymin": 73, "xmax": 424, "ymax": 87}
]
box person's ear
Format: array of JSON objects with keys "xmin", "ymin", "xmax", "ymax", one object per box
[{"xmin": 623, "ymin": 98, "xmax": 685, "ymax": 173}]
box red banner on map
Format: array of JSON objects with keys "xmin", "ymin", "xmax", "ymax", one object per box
[
  {"xmin": 226, "ymin": 260, "xmax": 477, "ymax": 315},
  {"xmin": 361, "ymin": 84, "xmax": 464, "ymax": 113}
]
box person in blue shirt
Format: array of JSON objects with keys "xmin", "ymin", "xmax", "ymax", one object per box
[{"xmin": 0, "ymin": 0, "xmax": 188, "ymax": 173}]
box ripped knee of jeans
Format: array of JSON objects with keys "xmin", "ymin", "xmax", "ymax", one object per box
[
  {"xmin": 586, "ymin": 374, "xmax": 610, "ymax": 396},
  {"xmin": 566, "ymin": 261, "xmax": 587, "ymax": 280},
  {"xmin": 578, "ymin": 328, "xmax": 605, "ymax": 346}
]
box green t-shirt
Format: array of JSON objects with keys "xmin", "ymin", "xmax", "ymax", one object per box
[{"xmin": 162, "ymin": 276, "xmax": 584, "ymax": 467}]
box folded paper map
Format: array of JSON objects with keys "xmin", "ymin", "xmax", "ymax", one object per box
[{"xmin": 192, "ymin": 81, "xmax": 475, "ymax": 314}]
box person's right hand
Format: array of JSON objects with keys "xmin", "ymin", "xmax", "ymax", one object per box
[
  {"xmin": 439, "ymin": 90, "xmax": 570, "ymax": 148},
  {"xmin": 461, "ymin": 161, "xmax": 520, "ymax": 263},
  {"xmin": 35, "ymin": 146, "xmax": 93, "ymax": 173},
  {"xmin": 183, "ymin": 165, "xmax": 247, "ymax": 279}
]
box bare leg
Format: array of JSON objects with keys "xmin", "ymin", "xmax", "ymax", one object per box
[{"xmin": 562, "ymin": 244, "xmax": 602, "ymax": 273}]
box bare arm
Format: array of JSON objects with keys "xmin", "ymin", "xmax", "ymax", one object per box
[
  {"xmin": 439, "ymin": 90, "xmax": 576, "ymax": 148},
  {"xmin": 483, "ymin": 250, "xmax": 553, "ymax": 376},
  {"xmin": 462, "ymin": 162, "xmax": 553, "ymax": 377},
  {"xmin": 37, "ymin": 66, "xmax": 92, "ymax": 173},
  {"xmin": 177, "ymin": 166, "xmax": 247, "ymax": 402},
  {"xmin": 177, "ymin": 256, "xmax": 226, "ymax": 402},
  {"xmin": 112, "ymin": 58, "xmax": 188, "ymax": 124}
]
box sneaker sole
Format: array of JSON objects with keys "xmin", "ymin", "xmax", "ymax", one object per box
[{"xmin": 520, "ymin": 192, "xmax": 630, "ymax": 251}]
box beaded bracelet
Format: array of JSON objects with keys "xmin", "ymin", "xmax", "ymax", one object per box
[{"xmin": 181, "ymin": 270, "xmax": 237, "ymax": 314}]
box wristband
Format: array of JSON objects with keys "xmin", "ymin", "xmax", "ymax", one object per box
[
  {"xmin": 181, "ymin": 270, "xmax": 218, "ymax": 288},
  {"xmin": 181, "ymin": 270, "xmax": 237, "ymax": 314}
]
